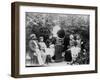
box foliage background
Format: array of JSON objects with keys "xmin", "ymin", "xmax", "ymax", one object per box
[{"xmin": 26, "ymin": 12, "xmax": 90, "ymax": 52}]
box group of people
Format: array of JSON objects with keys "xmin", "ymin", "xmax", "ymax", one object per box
[
  {"xmin": 65, "ymin": 34, "xmax": 81, "ymax": 64},
  {"xmin": 26, "ymin": 33, "xmax": 88, "ymax": 66},
  {"xmin": 27, "ymin": 33, "xmax": 55, "ymax": 65},
  {"xmin": 64, "ymin": 34, "xmax": 88, "ymax": 65}
]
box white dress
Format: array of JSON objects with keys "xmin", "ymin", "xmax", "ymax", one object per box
[
  {"xmin": 38, "ymin": 42, "xmax": 47, "ymax": 63},
  {"xmin": 46, "ymin": 44, "xmax": 55, "ymax": 57},
  {"xmin": 70, "ymin": 46, "xmax": 81, "ymax": 60},
  {"xmin": 33, "ymin": 41, "xmax": 44, "ymax": 65}
]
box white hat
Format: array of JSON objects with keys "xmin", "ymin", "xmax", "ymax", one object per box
[{"xmin": 30, "ymin": 34, "xmax": 37, "ymax": 39}]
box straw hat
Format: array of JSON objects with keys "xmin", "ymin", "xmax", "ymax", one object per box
[{"xmin": 30, "ymin": 34, "xmax": 37, "ymax": 40}]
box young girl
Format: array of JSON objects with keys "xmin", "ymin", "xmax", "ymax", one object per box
[
  {"xmin": 46, "ymin": 41, "xmax": 55, "ymax": 64},
  {"xmin": 70, "ymin": 42, "xmax": 81, "ymax": 65},
  {"xmin": 49, "ymin": 42, "xmax": 55, "ymax": 58},
  {"xmin": 38, "ymin": 36, "xmax": 47, "ymax": 64}
]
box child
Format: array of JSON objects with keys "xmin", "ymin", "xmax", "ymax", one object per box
[
  {"xmin": 38, "ymin": 36, "xmax": 47, "ymax": 64},
  {"xmin": 70, "ymin": 42, "xmax": 81, "ymax": 65},
  {"xmin": 45, "ymin": 41, "xmax": 55, "ymax": 64}
]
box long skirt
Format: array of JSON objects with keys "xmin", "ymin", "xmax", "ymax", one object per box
[{"xmin": 35, "ymin": 49, "xmax": 44, "ymax": 65}]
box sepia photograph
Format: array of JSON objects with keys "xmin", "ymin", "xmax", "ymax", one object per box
[{"xmin": 25, "ymin": 12, "xmax": 90, "ymax": 67}]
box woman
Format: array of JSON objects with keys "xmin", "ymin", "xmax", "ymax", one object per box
[
  {"xmin": 69, "ymin": 34, "xmax": 75, "ymax": 47},
  {"xmin": 64, "ymin": 34, "xmax": 74, "ymax": 63},
  {"xmin": 29, "ymin": 34, "xmax": 44, "ymax": 65},
  {"xmin": 75, "ymin": 34, "xmax": 81, "ymax": 48}
]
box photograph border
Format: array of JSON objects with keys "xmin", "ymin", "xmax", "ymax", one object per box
[{"xmin": 11, "ymin": 2, "xmax": 98, "ymax": 78}]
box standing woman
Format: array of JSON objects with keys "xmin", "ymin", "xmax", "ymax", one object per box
[
  {"xmin": 69, "ymin": 34, "xmax": 75, "ymax": 47},
  {"xmin": 64, "ymin": 34, "xmax": 74, "ymax": 64},
  {"xmin": 75, "ymin": 34, "xmax": 81, "ymax": 48},
  {"xmin": 29, "ymin": 34, "xmax": 44, "ymax": 65}
]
